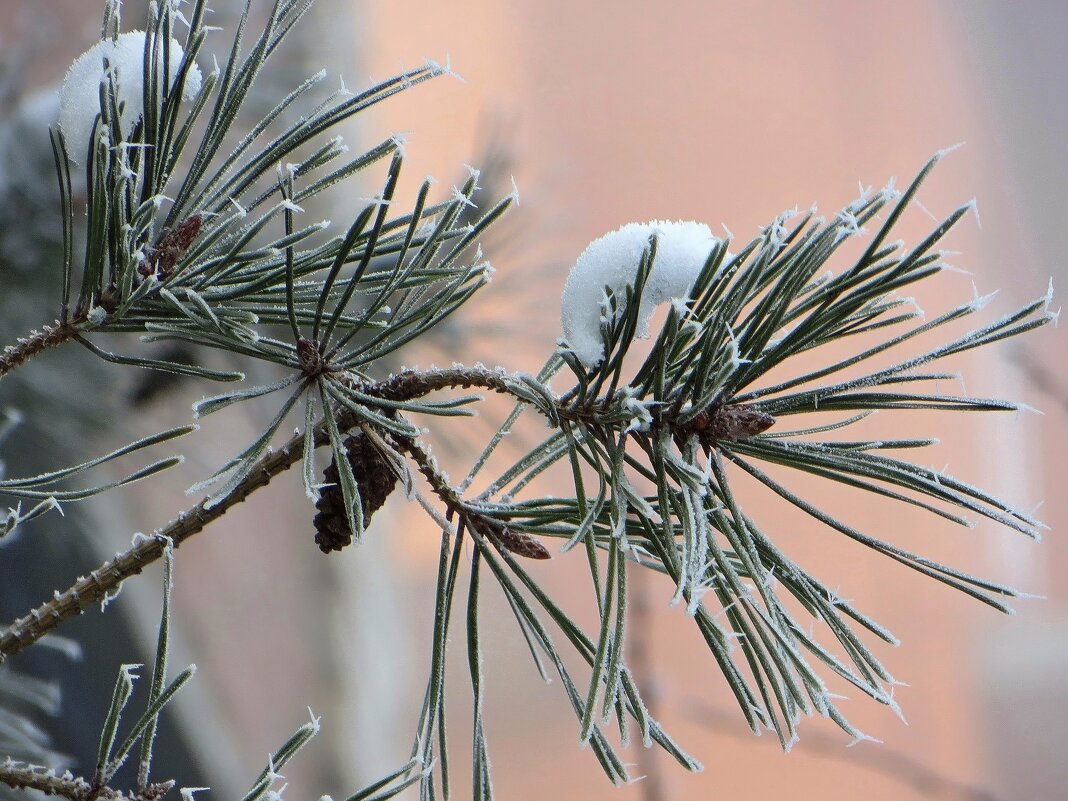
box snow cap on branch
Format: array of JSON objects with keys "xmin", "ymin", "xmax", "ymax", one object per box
[
  {"xmin": 59, "ymin": 31, "xmax": 203, "ymax": 157},
  {"xmin": 561, "ymin": 220, "xmax": 719, "ymax": 367}
]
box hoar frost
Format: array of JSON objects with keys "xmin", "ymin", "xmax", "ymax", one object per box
[
  {"xmin": 561, "ymin": 220, "xmax": 718, "ymax": 367},
  {"xmin": 59, "ymin": 31, "xmax": 203, "ymax": 156}
]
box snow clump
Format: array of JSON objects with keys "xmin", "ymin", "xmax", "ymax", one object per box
[
  {"xmin": 561, "ymin": 220, "xmax": 719, "ymax": 367},
  {"xmin": 59, "ymin": 31, "xmax": 203, "ymax": 158}
]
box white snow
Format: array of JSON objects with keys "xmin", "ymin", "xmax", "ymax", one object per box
[
  {"xmin": 561, "ymin": 220, "xmax": 719, "ymax": 367},
  {"xmin": 59, "ymin": 31, "xmax": 203, "ymax": 158}
]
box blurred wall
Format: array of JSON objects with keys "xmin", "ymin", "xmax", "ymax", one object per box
[{"xmin": 365, "ymin": 2, "xmax": 1067, "ymax": 800}]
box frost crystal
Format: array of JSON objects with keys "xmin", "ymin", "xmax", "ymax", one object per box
[
  {"xmin": 561, "ymin": 220, "xmax": 718, "ymax": 367},
  {"xmin": 59, "ymin": 31, "xmax": 203, "ymax": 158}
]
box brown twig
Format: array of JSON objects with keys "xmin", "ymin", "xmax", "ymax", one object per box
[
  {"xmin": 1, "ymin": 361, "xmax": 760, "ymax": 661},
  {"xmin": 0, "ymin": 322, "xmax": 79, "ymax": 379},
  {"xmin": 0, "ymin": 762, "xmax": 94, "ymax": 800},
  {"xmin": 0, "ymin": 427, "xmax": 310, "ymax": 662},
  {"xmin": 373, "ymin": 365, "xmax": 516, "ymax": 401},
  {"xmin": 0, "ymin": 366, "xmax": 541, "ymax": 662},
  {"xmin": 393, "ymin": 433, "xmax": 551, "ymax": 559},
  {"xmin": 0, "ymin": 761, "xmax": 172, "ymax": 801}
]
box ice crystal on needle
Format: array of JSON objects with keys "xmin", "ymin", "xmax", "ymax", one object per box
[{"xmin": 561, "ymin": 220, "xmax": 718, "ymax": 366}]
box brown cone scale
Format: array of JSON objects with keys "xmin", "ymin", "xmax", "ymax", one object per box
[{"xmin": 313, "ymin": 432, "xmax": 398, "ymax": 553}]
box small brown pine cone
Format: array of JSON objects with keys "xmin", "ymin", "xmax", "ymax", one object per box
[
  {"xmin": 466, "ymin": 513, "xmax": 551, "ymax": 560},
  {"xmin": 684, "ymin": 402, "xmax": 775, "ymax": 447},
  {"xmin": 708, "ymin": 402, "xmax": 775, "ymax": 441},
  {"xmin": 491, "ymin": 525, "xmax": 551, "ymax": 560},
  {"xmin": 313, "ymin": 455, "xmax": 350, "ymax": 553},
  {"xmin": 313, "ymin": 432, "xmax": 398, "ymax": 553},
  {"xmin": 138, "ymin": 213, "xmax": 204, "ymax": 280},
  {"xmin": 155, "ymin": 213, "xmax": 204, "ymax": 278}
]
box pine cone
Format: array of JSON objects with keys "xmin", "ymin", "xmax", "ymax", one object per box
[
  {"xmin": 313, "ymin": 432, "xmax": 398, "ymax": 553},
  {"xmin": 684, "ymin": 402, "xmax": 775, "ymax": 446},
  {"xmin": 466, "ymin": 513, "xmax": 551, "ymax": 560},
  {"xmin": 137, "ymin": 213, "xmax": 203, "ymax": 280}
]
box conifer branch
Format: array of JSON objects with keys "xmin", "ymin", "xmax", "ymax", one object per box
[
  {"xmin": 0, "ymin": 425, "xmax": 307, "ymax": 662},
  {"xmin": 0, "ymin": 761, "xmax": 172, "ymax": 801},
  {"xmin": 0, "ymin": 762, "xmax": 93, "ymax": 800},
  {"xmin": 0, "ymin": 366, "xmax": 560, "ymax": 662},
  {"xmin": 0, "ymin": 321, "xmax": 81, "ymax": 379},
  {"xmin": 0, "ymin": 0, "xmax": 1058, "ymax": 795}
]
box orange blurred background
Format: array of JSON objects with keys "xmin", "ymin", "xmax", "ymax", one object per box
[
  {"xmin": 355, "ymin": 3, "xmax": 1066, "ymax": 799},
  {"xmin": 2, "ymin": 2, "xmax": 1065, "ymax": 800}
]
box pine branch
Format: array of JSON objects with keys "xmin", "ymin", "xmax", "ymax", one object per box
[
  {"xmin": 1, "ymin": 0, "xmax": 1058, "ymax": 792},
  {"xmin": 0, "ymin": 761, "xmax": 172, "ymax": 801},
  {"xmin": 0, "ymin": 763, "xmax": 93, "ymax": 801},
  {"xmin": 0, "ymin": 364, "xmax": 541, "ymax": 661},
  {"xmin": 396, "ymin": 430, "xmax": 551, "ymax": 559},
  {"xmin": 0, "ymin": 425, "xmax": 307, "ymax": 661},
  {"xmin": 0, "ymin": 321, "xmax": 80, "ymax": 379}
]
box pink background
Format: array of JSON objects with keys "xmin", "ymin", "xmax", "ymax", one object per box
[{"xmin": 2, "ymin": 2, "xmax": 1065, "ymax": 800}]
